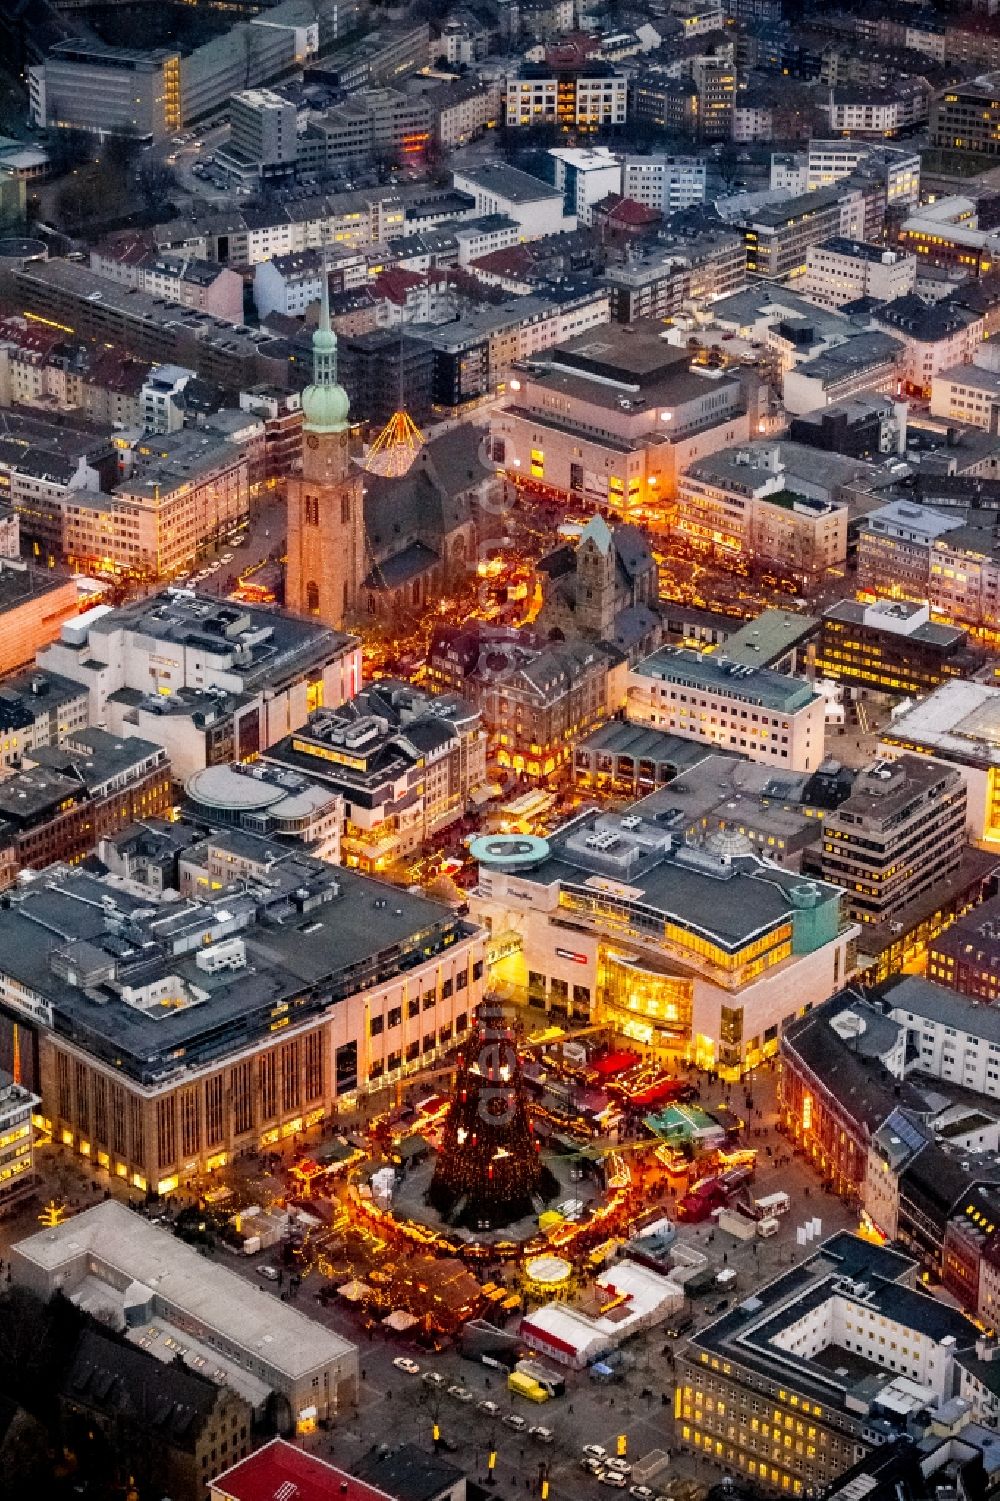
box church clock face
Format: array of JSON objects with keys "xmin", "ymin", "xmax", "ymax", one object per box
[{"xmin": 306, "ymin": 434, "xmax": 320, "ymax": 449}]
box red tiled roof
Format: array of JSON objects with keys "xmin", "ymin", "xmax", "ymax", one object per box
[
  {"xmin": 374, "ymin": 268, "xmax": 427, "ymax": 305},
  {"xmin": 544, "ymin": 31, "xmax": 601, "ymax": 66},
  {"xmin": 597, "ymin": 194, "xmax": 661, "ymax": 227},
  {"xmin": 469, "ymin": 246, "xmax": 533, "ymax": 278},
  {"xmin": 0, "ymin": 317, "xmax": 62, "ymax": 357},
  {"xmin": 95, "ymin": 231, "xmax": 156, "ymax": 266},
  {"xmin": 211, "ymin": 1440, "xmax": 396, "ymax": 1501}
]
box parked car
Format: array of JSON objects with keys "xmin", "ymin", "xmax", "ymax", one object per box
[
  {"xmin": 393, "ymin": 1357, "xmax": 420, "ymax": 1375},
  {"xmin": 256, "ymin": 1265, "xmax": 279, "ymax": 1280}
]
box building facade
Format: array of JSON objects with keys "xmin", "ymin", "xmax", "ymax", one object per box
[
  {"xmin": 0, "ymin": 857, "xmax": 485, "ymax": 1192},
  {"xmin": 471, "ymin": 810, "xmax": 855, "ymax": 1075},
  {"xmin": 626, "ymin": 647, "xmax": 826, "ymax": 773}
]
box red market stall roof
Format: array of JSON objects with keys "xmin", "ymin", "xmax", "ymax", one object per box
[{"xmin": 589, "ymin": 1052, "xmax": 640, "ymax": 1079}]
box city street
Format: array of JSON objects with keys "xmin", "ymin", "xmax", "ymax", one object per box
[{"xmin": 0, "ymin": 1055, "xmax": 858, "ymax": 1501}]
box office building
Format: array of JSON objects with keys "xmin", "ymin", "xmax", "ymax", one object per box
[
  {"xmin": 139, "ymin": 364, "xmax": 195, "ymax": 436},
  {"xmin": 621, "ymin": 157, "xmax": 706, "ymax": 214},
  {"xmin": 743, "ymin": 186, "xmax": 864, "ymax": 282},
  {"xmin": 491, "ymin": 322, "xmax": 749, "ymax": 513},
  {"xmin": 856, "ymin": 499, "xmax": 965, "ymax": 605},
  {"xmin": 676, "ymin": 1233, "xmax": 978, "ymax": 1494},
  {"xmin": 816, "ymin": 599, "xmax": 981, "ymax": 699},
  {"xmin": 504, "ymin": 66, "xmax": 627, "ymax": 134},
  {"xmin": 627, "ymin": 647, "xmax": 826, "ymax": 773},
  {"xmin": 801, "ymin": 238, "xmax": 917, "ymax": 309},
  {"xmin": 884, "ymin": 975, "xmax": 1000, "ymax": 1109},
  {"xmin": 547, "ymin": 148, "xmax": 622, "ymax": 228},
  {"xmin": 928, "ymin": 892, "xmax": 1000, "ymax": 1002},
  {"xmin": 803, "ymin": 139, "xmax": 920, "ymax": 206},
  {"xmin": 0, "ymin": 1072, "xmax": 38, "ymax": 1216},
  {"xmin": 816, "ymin": 755, "xmax": 966, "ymax": 934},
  {"xmin": 427, "ymin": 622, "xmax": 624, "ymax": 778},
  {"xmin": 789, "ymin": 395, "xmax": 907, "ymax": 462},
  {"xmin": 0, "ymin": 565, "xmax": 80, "ymax": 677},
  {"xmin": 822, "ymin": 80, "xmax": 931, "ymax": 140},
  {"xmin": 781, "ymin": 983, "xmax": 1000, "ymax": 1275},
  {"xmin": 451, "ymin": 164, "xmax": 572, "ymax": 239},
  {"xmin": 873, "ymin": 292, "xmax": 984, "ymax": 397},
  {"xmin": 471, "ymin": 802, "xmax": 854, "ymax": 1073},
  {"xmin": 239, "ymin": 388, "xmax": 304, "ymax": 481},
  {"xmin": 28, "ymin": 40, "xmax": 181, "ymax": 141},
  {"xmin": 930, "ymin": 361, "xmax": 1000, "ymax": 432},
  {"xmin": 691, "ymin": 56, "xmax": 736, "ymax": 139},
  {"xmin": 12, "ymin": 1201, "xmax": 358, "ymax": 1427},
  {"xmin": 0, "ymin": 728, "xmax": 170, "ymax": 888},
  {"xmin": 263, "ymin": 680, "xmax": 487, "ymax": 873},
  {"xmin": 882, "ymin": 680, "xmax": 1000, "ymax": 852},
  {"xmin": 675, "ymin": 445, "xmax": 849, "ymax": 586},
  {"xmin": 781, "ymin": 990, "xmax": 924, "ymax": 1208},
  {"xmin": 38, "ymin": 593, "xmax": 361, "ymax": 782},
  {"xmin": 39, "ymin": 426, "xmax": 254, "ymax": 580},
  {"xmin": 230, "ymin": 89, "xmax": 299, "ymax": 179},
  {"xmin": 0, "ymin": 851, "xmax": 484, "ymax": 1183},
  {"xmin": 428, "ymin": 77, "xmax": 502, "ymax": 149},
  {"xmin": 896, "ymin": 196, "xmax": 999, "ymax": 279},
  {"xmin": 310, "ymin": 20, "xmax": 427, "ymax": 93},
  {"xmin": 631, "ymin": 75, "xmax": 700, "ymax": 138},
  {"xmin": 603, "ymin": 229, "xmax": 747, "ymax": 324},
  {"xmin": 931, "ymin": 75, "xmax": 1000, "ymax": 156},
  {"xmin": 13, "ymin": 260, "xmax": 292, "ymax": 395},
  {"xmin": 782, "ymin": 332, "xmax": 904, "ymax": 417},
  {"xmin": 417, "ymin": 285, "xmax": 610, "ymax": 408}
]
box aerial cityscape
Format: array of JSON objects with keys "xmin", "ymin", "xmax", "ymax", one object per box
[{"xmin": 2, "ymin": 0, "xmax": 1000, "ymax": 1498}]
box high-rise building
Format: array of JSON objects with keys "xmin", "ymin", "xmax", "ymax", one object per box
[
  {"xmin": 285, "ymin": 275, "xmax": 364, "ymax": 630},
  {"xmin": 816, "ymin": 598, "xmax": 981, "ymax": 698},
  {"xmin": 815, "ymin": 755, "xmax": 967, "ymax": 931},
  {"xmin": 229, "ymin": 89, "xmax": 299, "ymax": 179}
]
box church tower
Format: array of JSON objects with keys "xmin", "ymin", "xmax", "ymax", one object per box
[
  {"xmin": 286, "ymin": 270, "xmax": 364, "ymax": 629},
  {"xmin": 574, "ymin": 514, "xmax": 618, "ymax": 639}
]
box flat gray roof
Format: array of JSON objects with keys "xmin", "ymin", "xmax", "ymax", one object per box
[
  {"xmin": 13, "ymin": 1200, "xmax": 355, "ymax": 1379},
  {"xmin": 453, "ymin": 163, "xmax": 562, "ymax": 204},
  {"xmin": 884, "ymin": 680, "xmax": 1000, "ymax": 768},
  {"xmin": 631, "ymin": 646, "xmax": 819, "ymax": 713},
  {"xmin": 722, "ymin": 610, "xmax": 821, "ymax": 667},
  {"xmin": 884, "ymin": 975, "xmax": 1000, "ymax": 1047}
]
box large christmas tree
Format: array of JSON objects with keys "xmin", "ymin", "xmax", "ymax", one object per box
[{"xmin": 429, "ymin": 998, "xmax": 556, "ymax": 1229}]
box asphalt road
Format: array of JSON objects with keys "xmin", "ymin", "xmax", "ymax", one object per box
[{"xmin": 181, "ymin": 492, "xmax": 287, "ymax": 599}]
